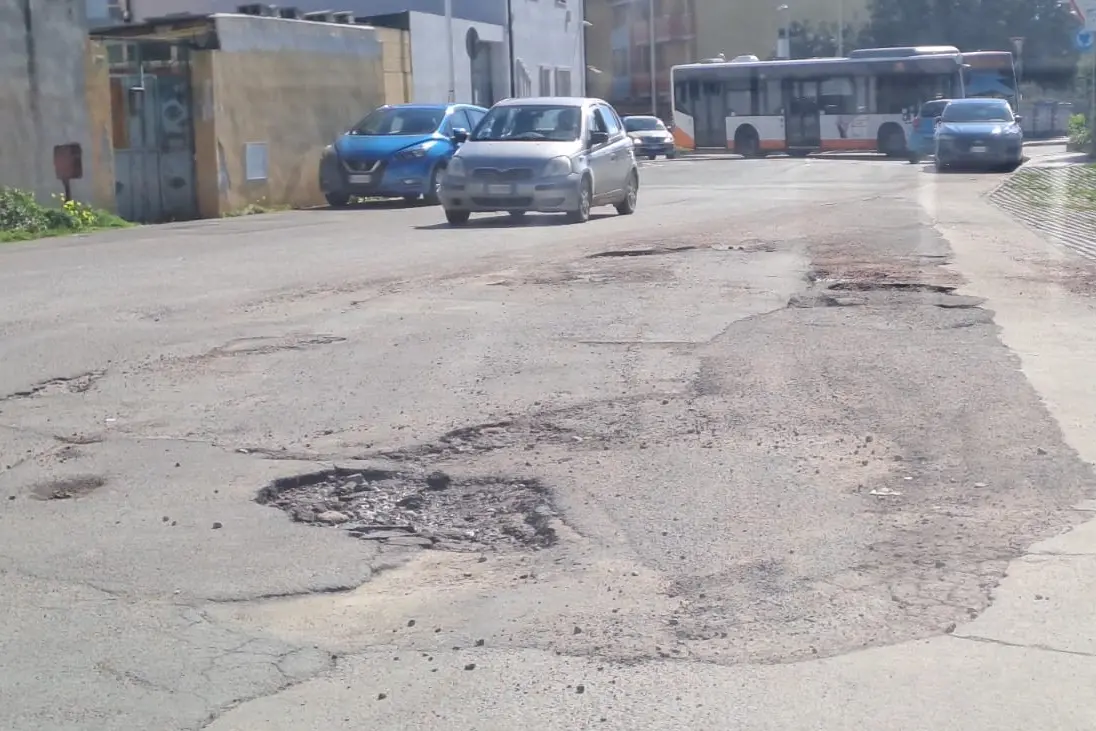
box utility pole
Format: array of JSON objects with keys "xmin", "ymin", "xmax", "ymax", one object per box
[
  {"xmin": 648, "ymin": 0, "xmax": 656, "ymax": 116},
  {"xmin": 444, "ymin": 0, "xmax": 455, "ymax": 102}
]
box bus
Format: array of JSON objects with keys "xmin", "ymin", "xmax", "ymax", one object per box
[{"xmin": 669, "ymin": 46, "xmax": 1018, "ymax": 157}]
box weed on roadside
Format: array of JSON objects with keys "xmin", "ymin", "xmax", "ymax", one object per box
[{"xmin": 0, "ymin": 187, "xmax": 131, "ymax": 242}]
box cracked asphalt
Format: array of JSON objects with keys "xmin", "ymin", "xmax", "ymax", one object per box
[{"xmin": 4, "ymin": 147, "xmax": 1096, "ymax": 730}]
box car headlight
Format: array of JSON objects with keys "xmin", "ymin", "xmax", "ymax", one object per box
[
  {"xmin": 394, "ymin": 141, "xmax": 435, "ymax": 161},
  {"xmin": 542, "ymin": 156, "xmax": 572, "ymax": 177},
  {"xmin": 447, "ymin": 157, "xmax": 466, "ymax": 177}
]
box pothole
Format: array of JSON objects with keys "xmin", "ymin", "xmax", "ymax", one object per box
[
  {"xmin": 257, "ymin": 467, "xmax": 558, "ymax": 551},
  {"xmin": 826, "ymin": 281, "xmax": 956, "ymax": 294},
  {"xmin": 588, "ymin": 245, "xmax": 697, "ymax": 258},
  {"xmin": 30, "ymin": 474, "xmax": 107, "ymax": 500}
]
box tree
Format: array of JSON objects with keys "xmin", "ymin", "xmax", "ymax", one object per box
[
  {"xmin": 860, "ymin": 0, "xmax": 1080, "ymax": 88},
  {"xmin": 788, "ymin": 20, "xmax": 859, "ymax": 58}
]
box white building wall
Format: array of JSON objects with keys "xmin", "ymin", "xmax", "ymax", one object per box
[
  {"xmin": 407, "ymin": 11, "xmax": 506, "ymax": 105},
  {"xmin": 509, "ymin": 0, "xmax": 586, "ymax": 98}
]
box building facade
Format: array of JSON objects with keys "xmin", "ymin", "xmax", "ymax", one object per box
[
  {"xmin": 508, "ymin": 0, "xmax": 587, "ymax": 98},
  {"xmin": 585, "ymin": 0, "xmax": 868, "ymax": 120},
  {"xmin": 125, "ymin": 0, "xmax": 585, "ymax": 105}
]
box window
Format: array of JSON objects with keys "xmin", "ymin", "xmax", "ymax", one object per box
[
  {"xmin": 819, "ymin": 77, "xmax": 855, "ymax": 115},
  {"xmin": 612, "ymin": 50, "xmax": 628, "ymax": 76},
  {"xmin": 539, "ymin": 66, "xmax": 553, "ymax": 95},
  {"xmin": 473, "ymin": 104, "xmax": 582, "ymax": 141},
  {"xmin": 726, "ymin": 79, "xmax": 752, "ymax": 116},
  {"xmin": 350, "ymin": 107, "xmax": 443, "ymax": 135},
  {"xmin": 599, "ymin": 104, "xmax": 622, "ymax": 135},
  {"xmin": 555, "ymin": 68, "xmax": 572, "ymax": 96},
  {"xmin": 447, "ymin": 109, "xmax": 473, "ymax": 133},
  {"xmin": 589, "ymin": 107, "xmax": 609, "ymax": 134},
  {"xmin": 466, "ymin": 107, "xmax": 486, "ymax": 127}
]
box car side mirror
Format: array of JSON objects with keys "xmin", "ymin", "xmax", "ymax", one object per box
[
  {"xmin": 451, "ymin": 128, "xmax": 469, "ymax": 144},
  {"xmin": 1014, "ymin": 114, "xmax": 1023, "ymax": 123},
  {"xmin": 588, "ymin": 130, "xmax": 610, "ymax": 147},
  {"xmin": 934, "ymin": 118, "xmax": 943, "ymax": 126}
]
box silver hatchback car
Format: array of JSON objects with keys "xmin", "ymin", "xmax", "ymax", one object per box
[{"xmin": 438, "ymin": 97, "xmax": 640, "ymax": 225}]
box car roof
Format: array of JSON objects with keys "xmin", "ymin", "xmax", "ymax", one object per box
[
  {"xmin": 493, "ymin": 96, "xmax": 607, "ymax": 108},
  {"xmin": 380, "ymin": 103, "xmax": 487, "ymax": 112},
  {"xmin": 945, "ymin": 98, "xmax": 1008, "ymax": 106}
]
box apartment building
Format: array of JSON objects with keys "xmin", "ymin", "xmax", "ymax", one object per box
[{"xmin": 586, "ymin": 0, "xmax": 867, "ymax": 119}]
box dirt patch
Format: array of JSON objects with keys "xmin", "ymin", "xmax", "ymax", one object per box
[
  {"xmin": 827, "ymin": 281, "xmax": 956, "ymax": 293},
  {"xmin": 258, "ymin": 467, "xmax": 558, "ymax": 551},
  {"xmin": 207, "ymin": 334, "xmax": 347, "ymax": 358},
  {"xmin": 30, "ymin": 474, "xmax": 106, "ymax": 500}
]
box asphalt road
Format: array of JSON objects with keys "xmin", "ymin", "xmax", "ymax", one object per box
[{"xmin": 3, "ymin": 149, "xmax": 1096, "ymax": 730}]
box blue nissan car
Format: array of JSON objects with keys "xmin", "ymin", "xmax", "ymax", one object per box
[
  {"xmin": 319, "ymin": 103, "xmax": 488, "ymax": 207},
  {"xmin": 934, "ymin": 98, "xmax": 1023, "ymax": 172}
]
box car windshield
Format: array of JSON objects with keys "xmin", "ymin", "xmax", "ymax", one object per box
[
  {"xmin": 919, "ymin": 101, "xmax": 950, "ymax": 118},
  {"xmin": 349, "ymin": 107, "xmax": 442, "ymax": 136},
  {"xmin": 941, "ymin": 102, "xmax": 1013, "ymax": 123},
  {"xmin": 472, "ymin": 104, "xmax": 582, "ymax": 142},
  {"xmin": 624, "ymin": 117, "xmax": 666, "ymax": 132}
]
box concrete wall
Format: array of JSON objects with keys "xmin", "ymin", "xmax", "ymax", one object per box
[
  {"xmin": 695, "ymin": 0, "xmax": 869, "ymax": 62},
  {"xmin": 510, "ymin": 0, "xmax": 587, "ymax": 97},
  {"xmin": 191, "ymin": 14, "xmax": 407, "ymax": 216},
  {"xmin": 84, "ymin": 39, "xmax": 116, "ymax": 211},
  {"xmin": 406, "ymin": 10, "xmax": 506, "ymax": 104},
  {"xmin": 0, "ymin": 0, "xmax": 96, "ymax": 204}
]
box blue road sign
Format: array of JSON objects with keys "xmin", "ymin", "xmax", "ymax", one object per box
[{"xmin": 1076, "ymin": 29, "xmax": 1094, "ymax": 52}]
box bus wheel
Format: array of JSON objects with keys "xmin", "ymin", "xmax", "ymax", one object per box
[
  {"xmin": 734, "ymin": 127, "xmax": 761, "ymax": 158},
  {"xmin": 878, "ymin": 124, "xmax": 906, "ymax": 157}
]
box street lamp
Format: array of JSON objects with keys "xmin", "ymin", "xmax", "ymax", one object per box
[
  {"xmin": 837, "ymin": 0, "xmax": 844, "ymax": 56},
  {"xmin": 777, "ymin": 4, "xmax": 790, "ymax": 59}
]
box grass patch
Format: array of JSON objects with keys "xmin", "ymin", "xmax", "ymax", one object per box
[{"xmin": 0, "ymin": 187, "xmax": 131, "ymax": 243}]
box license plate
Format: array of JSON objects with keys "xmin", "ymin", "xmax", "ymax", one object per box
[
  {"xmin": 487, "ymin": 184, "xmax": 511, "ymax": 195},
  {"xmin": 971, "ymin": 145, "xmax": 986, "ymax": 153},
  {"xmin": 349, "ymin": 174, "xmax": 372, "ymax": 184}
]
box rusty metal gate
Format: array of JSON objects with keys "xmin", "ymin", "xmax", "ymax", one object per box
[{"xmin": 108, "ymin": 41, "xmax": 197, "ymax": 223}]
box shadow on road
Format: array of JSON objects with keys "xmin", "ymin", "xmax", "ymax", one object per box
[{"xmin": 413, "ymin": 212, "xmax": 615, "ymax": 230}]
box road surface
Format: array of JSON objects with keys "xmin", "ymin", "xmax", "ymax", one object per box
[{"xmin": 3, "ymin": 149, "xmax": 1096, "ymax": 730}]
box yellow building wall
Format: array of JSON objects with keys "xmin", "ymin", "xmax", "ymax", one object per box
[
  {"xmin": 194, "ymin": 29, "xmax": 411, "ymax": 217},
  {"xmin": 84, "ymin": 39, "xmax": 117, "ymax": 213},
  {"xmin": 695, "ymin": 0, "xmax": 870, "ymax": 63}
]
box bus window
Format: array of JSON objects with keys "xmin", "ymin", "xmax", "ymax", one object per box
[
  {"xmin": 819, "ymin": 77, "xmax": 855, "ymax": 114},
  {"xmin": 876, "ymin": 74, "xmax": 917, "ymax": 114},
  {"xmin": 727, "ymin": 79, "xmax": 751, "ymax": 117},
  {"xmin": 674, "ymin": 78, "xmax": 696, "ymax": 115},
  {"xmin": 763, "ymin": 78, "xmax": 782, "ymax": 114}
]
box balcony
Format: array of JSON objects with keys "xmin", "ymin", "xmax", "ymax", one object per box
[
  {"xmin": 629, "ymin": 71, "xmax": 672, "ymax": 98},
  {"xmin": 630, "ymin": 14, "xmax": 694, "ymax": 45}
]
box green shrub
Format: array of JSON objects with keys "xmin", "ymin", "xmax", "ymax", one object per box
[
  {"xmin": 0, "ymin": 187, "xmax": 128, "ymax": 242},
  {"xmin": 1068, "ymin": 113, "xmax": 1092, "ymax": 153}
]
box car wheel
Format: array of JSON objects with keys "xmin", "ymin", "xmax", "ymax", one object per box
[
  {"xmin": 444, "ymin": 209, "xmax": 470, "ymax": 225},
  {"xmin": 325, "ymin": 191, "xmax": 351, "ymax": 207},
  {"xmin": 423, "ymin": 166, "xmax": 443, "ymax": 206},
  {"xmin": 508, "ymin": 210, "xmax": 527, "ymax": 220},
  {"xmin": 666, "ymin": 151, "xmax": 676, "ymax": 159},
  {"xmin": 566, "ymin": 176, "xmax": 592, "ymax": 224},
  {"xmin": 615, "ymin": 170, "xmax": 638, "ymax": 215},
  {"xmin": 647, "ymin": 154, "xmax": 656, "ymax": 160},
  {"xmin": 908, "ymin": 153, "xmax": 921, "ymax": 164},
  {"xmin": 403, "ymin": 194, "xmax": 420, "ymax": 204},
  {"xmin": 935, "ymin": 158, "xmax": 948, "ymax": 173}
]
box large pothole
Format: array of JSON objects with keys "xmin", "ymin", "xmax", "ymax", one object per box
[{"xmin": 257, "ymin": 467, "xmax": 558, "ymax": 551}]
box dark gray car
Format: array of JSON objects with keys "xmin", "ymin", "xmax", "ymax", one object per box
[{"xmin": 437, "ymin": 97, "xmax": 640, "ymax": 225}]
